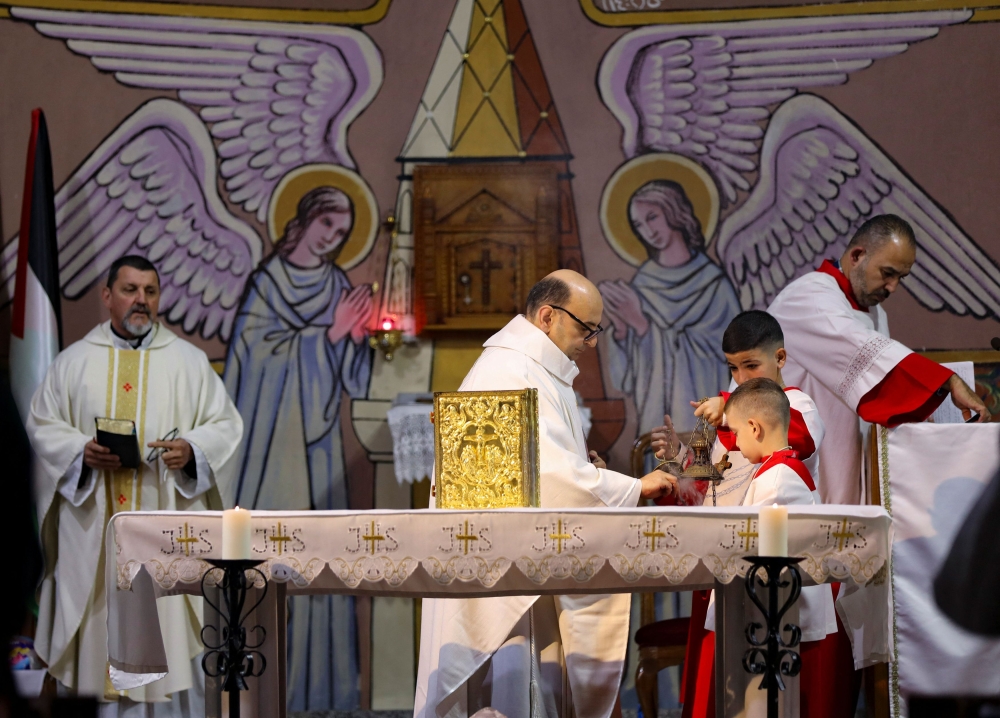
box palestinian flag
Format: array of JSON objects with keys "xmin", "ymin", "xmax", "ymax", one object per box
[{"xmin": 10, "ymin": 109, "xmax": 61, "ymax": 421}]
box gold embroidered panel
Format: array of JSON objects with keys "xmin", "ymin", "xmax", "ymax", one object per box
[{"xmin": 434, "ymin": 389, "xmax": 539, "ymax": 509}]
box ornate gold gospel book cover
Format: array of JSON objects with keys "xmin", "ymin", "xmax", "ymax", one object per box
[{"xmin": 434, "ymin": 389, "xmax": 540, "ymax": 509}]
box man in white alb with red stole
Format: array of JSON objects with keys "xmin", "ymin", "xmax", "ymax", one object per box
[{"xmin": 767, "ymin": 214, "xmax": 988, "ymax": 507}]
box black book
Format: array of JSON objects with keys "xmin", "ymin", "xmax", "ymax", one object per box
[{"xmin": 95, "ymin": 417, "xmax": 141, "ymax": 469}]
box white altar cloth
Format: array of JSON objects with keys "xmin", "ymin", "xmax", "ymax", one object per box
[{"xmin": 106, "ymin": 506, "xmax": 891, "ymax": 717}]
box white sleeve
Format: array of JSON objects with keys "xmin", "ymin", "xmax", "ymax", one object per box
[
  {"xmin": 56, "ymin": 451, "xmax": 98, "ymax": 507},
  {"xmin": 172, "ymin": 441, "xmax": 214, "ymax": 499}
]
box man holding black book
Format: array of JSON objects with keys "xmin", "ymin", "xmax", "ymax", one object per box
[{"xmin": 25, "ymin": 255, "xmax": 242, "ymax": 713}]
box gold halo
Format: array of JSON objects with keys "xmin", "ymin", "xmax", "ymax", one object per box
[
  {"xmin": 267, "ymin": 163, "xmax": 379, "ymax": 270},
  {"xmin": 599, "ymin": 153, "xmax": 720, "ymax": 267}
]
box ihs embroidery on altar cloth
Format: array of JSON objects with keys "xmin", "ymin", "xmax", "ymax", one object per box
[
  {"xmin": 815, "ymin": 518, "xmax": 868, "ymax": 551},
  {"xmin": 624, "ymin": 517, "xmax": 679, "ymax": 552},
  {"xmin": 720, "ymin": 518, "xmax": 759, "ymax": 551},
  {"xmin": 532, "ymin": 517, "xmax": 585, "ymax": 555},
  {"xmin": 253, "ymin": 522, "xmax": 306, "ymax": 556},
  {"xmin": 345, "ymin": 520, "xmax": 399, "ymax": 555},
  {"xmin": 161, "ymin": 522, "xmax": 211, "ymax": 556},
  {"xmin": 439, "ymin": 520, "xmax": 493, "ymax": 555}
]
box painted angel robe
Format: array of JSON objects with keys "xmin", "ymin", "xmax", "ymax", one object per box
[
  {"xmin": 415, "ymin": 315, "xmax": 641, "ymax": 718},
  {"xmin": 606, "ymin": 253, "xmax": 741, "ymax": 434},
  {"xmin": 223, "ymin": 254, "xmax": 372, "ymax": 710},
  {"xmin": 26, "ymin": 322, "xmax": 241, "ymax": 704},
  {"xmin": 767, "ymin": 260, "xmax": 953, "ymax": 505}
]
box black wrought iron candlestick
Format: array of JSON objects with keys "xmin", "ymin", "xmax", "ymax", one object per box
[
  {"xmin": 201, "ymin": 559, "xmax": 268, "ymax": 718},
  {"xmin": 742, "ymin": 556, "xmax": 804, "ymax": 718}
]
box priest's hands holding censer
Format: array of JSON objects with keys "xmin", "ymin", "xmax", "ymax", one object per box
[{"xmin": 328, "ymin": 284, "xmax": 375, "ymax": 345}]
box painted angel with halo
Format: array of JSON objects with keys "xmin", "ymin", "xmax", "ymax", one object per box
[
  {"xmin": 595, "ymin": 10, "xmax": 1000, "ymax": 441},
  {"xmin": 0, "ymin": 8, "xmax": 384, "ymax": 710}
]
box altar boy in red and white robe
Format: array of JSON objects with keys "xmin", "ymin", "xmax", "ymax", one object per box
[
  {"xmin": 767, "ymin": 213, "xmax": 988, "ymax": 506},
  {"xmin": 722, "ymin": 378, "xmax": 841, "ymax": 717}
]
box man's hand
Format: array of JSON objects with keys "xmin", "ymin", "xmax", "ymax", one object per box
[
  {"xmin": 588, "ymin": 450, "xmax": 607, "ymax": 470},
  {"xmin": 147, "ymin": 438, "xmax": 195, "ymax": 470},
  {"xmin": 84, "ymin": 439, "xmax": 121, "ymax": 471},
  {"xmin": 947, "ymin": 374, "xmax": 990, "ymax": 423},
  {"xmin": 693, "ymin": 396, "xmax": 725, "ymax": 427},
  {"xmin": 651, "ymin": 414, "xmax": 681, "ymax": 460},
  {"xmin": 640, "ymin": 470, "xmax": 678, "ymax": 500}
]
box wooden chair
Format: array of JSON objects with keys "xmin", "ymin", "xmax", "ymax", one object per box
[{"xmin": 632, "ymin": 432, "xmax": 691, "ymax": 717}]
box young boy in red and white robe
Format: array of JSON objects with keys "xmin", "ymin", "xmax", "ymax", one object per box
[
  {"xmin": 651, "ymin": 312, "xmax": 852, "ymax": 717},
  {"xmin": 719, "ymin": 378, "xmax": 841, "ymax": 716}
]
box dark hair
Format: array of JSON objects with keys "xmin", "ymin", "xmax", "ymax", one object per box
[
  {"xmin": 525, "ymin": 276, "xmax": 570, "ymax": 318},
  {"xmin": 107, "ymin": 255, "xmax": 159, "ymax": 288},
  {"xmin": 275, "ymin": 186, "xmax": 354, "ymax": 261},
  {"xmin": 629, "ymin": 180, "xmax": 706, "ymax": 257},
  {"xmin": 722, "ymin": 310, "xmax": 784, "ymax": 354},
  {"xmin": 848, "ymin": 214, "xmax": 916, "ymax": 250},
  {"xmin": 724, "ymin": 377, "xmax": 790, "ymax": 430}
]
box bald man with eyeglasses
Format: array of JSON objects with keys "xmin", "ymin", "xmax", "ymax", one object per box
[{"xmin": 414, "ymin": 269, "xmax": 677, "ymax": 718}]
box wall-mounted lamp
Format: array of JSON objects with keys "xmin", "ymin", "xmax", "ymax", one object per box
[{"xmin": 369, "ymin": 315, "xmax": 404, "ymax": 361}]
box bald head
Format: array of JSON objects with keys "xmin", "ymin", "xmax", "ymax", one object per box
[
  {"xmin": 526, "ymin": 270, "xmax": 604, "ymax": 361},
  {"xmin": 846, "ymin": 214, "xmax": 916, "ymax": 252}
]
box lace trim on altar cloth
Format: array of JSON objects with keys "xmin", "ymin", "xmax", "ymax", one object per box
[{"xmin": 837, "ymin": 334, "xmax": 893, "ymax": 401}]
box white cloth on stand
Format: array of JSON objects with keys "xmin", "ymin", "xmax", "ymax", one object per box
[
  {"xmin": 387, "ymin": 403, "xmax": 435, "ymax": 484},
  {"xmin": 877, "ymin": 423, "xmax": 1000, "ymax": 712}
]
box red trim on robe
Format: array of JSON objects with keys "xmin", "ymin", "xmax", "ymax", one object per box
[
  {"xmin": 857, "ymin": 353, "xmax": 954, "ymax": 427},
  {"xmin": 787, "ymin": 407, "xmax": 816, "ymax": 460},
  {"xmin": 680, "ymin": 590, "xmax": 715, "ymax": 718},
  {"xmin": 753, "ymin": 449, "xmax": 816, "ymax": 492},
  {"xmin": 816, "ymin": 259, "xmax": 864, "ymax": 312}
]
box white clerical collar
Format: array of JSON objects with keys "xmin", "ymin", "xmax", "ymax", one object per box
[
  {"xmin": 483, "ymin": 315, "xmax": 580, "ymax": 385},
  {"xmin": 107, "ymin": 321, "xmax": 157, "ymax": 350}
]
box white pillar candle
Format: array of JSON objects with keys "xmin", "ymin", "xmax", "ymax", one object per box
[
  {"xmin": 758, "ymin": 504, "xmax": 788, "ymax": 557},
  {"xmin": 222, "ymin": 507, "xmax": 252, "ymax": 560}
]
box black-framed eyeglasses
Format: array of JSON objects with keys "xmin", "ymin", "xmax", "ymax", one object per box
[
  {"xmin": 548, "ymin": 305, "xmax": 604, "ymax": 342},
  {"xmin": 146, "ymin": 427, "xmax": 179, "ymax": 462}
]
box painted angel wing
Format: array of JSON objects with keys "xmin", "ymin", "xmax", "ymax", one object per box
[
  {"xmin": 716, "ymin": 94, "xmax": 1000, "ymax": 318},
  {"xmin": 12, "ymin": 7, "xmax": 382, "ymax": 222},
  {"xmin": 0, "ymin": 98, "xmax": 263, "ymax": 340},
  {"xmin": 598, "ymin": 11, "xmax": 970, "ymax": 203}
]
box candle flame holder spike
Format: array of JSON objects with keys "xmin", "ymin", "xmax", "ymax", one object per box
[
  {"xmin": 742, "ymin": 556, "xmax": 804, "ymax": 718},
  {"xmin": 201, "ymin": 559, "xmax": 268, "ymax": 718}
]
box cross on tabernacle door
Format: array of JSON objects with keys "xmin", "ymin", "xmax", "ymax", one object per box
[{"xmin": 469, "ymin": 249, "xmax": 503, "ymax": 305}]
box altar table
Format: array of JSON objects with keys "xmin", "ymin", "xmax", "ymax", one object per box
[{"xmin": 106, "ymin": 505, "xmax": 891, "ymax": 718}]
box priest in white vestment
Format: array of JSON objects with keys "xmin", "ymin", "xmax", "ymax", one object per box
[
  {"xmin": 767, "ymin": 214, "xmax": 987, "ymax": 505},
  {"xmin": 26, "ymin": 256, "xmax": 243, "ymax": 715},
  {"xmin": 414, "ymin": 270, "xmax": 677, "ymax": 718}
]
